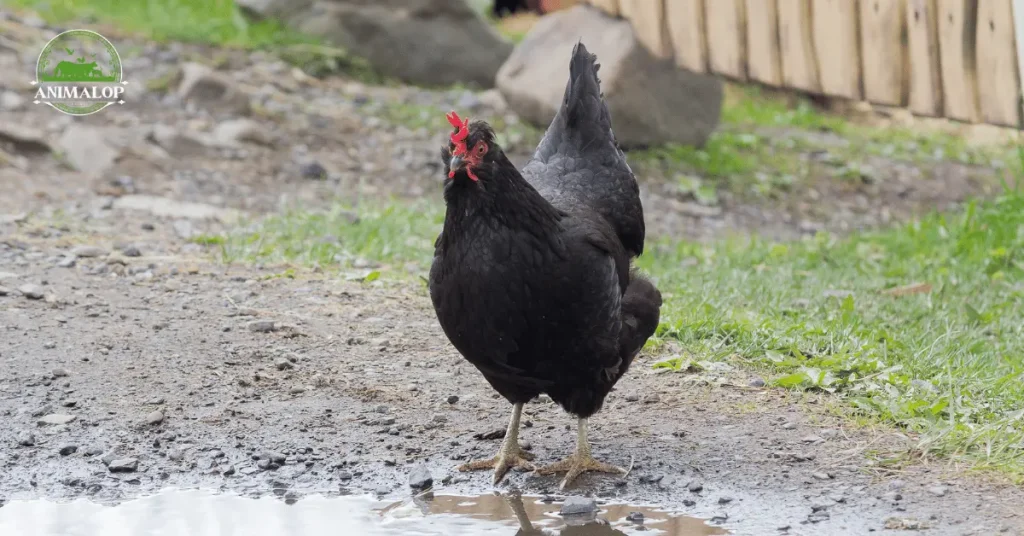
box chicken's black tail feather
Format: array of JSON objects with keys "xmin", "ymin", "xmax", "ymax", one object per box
[{"xmin": 553, "ymin": 41, "xmax": 617, "ymax": 153}]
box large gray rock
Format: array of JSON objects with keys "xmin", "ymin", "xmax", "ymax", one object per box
[
  {"xmin": 496, "ymin": 5, "xmax": 722, "ymax": 148},
  {"xmin": 238, "ymin": 0, "xmax": 512, "ymax": 88}
]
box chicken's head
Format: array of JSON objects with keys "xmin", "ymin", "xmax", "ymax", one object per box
[{"xmin": 442, "ymin": 110, "xmax": 497, "ymax": 183}]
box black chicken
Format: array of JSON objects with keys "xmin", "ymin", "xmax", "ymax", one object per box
[{"xmin": 428, "ymin": 42, "xmax": 662, "ymax": 490}]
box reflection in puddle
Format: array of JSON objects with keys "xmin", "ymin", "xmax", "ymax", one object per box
[{"xmin": 0, "ymin": 489, "xmax": 729, "ymax": 536}]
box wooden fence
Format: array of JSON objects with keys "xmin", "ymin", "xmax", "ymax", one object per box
[{"xmin": 583, "ymin": 0, "xmax": 1024, "ymax": 128}]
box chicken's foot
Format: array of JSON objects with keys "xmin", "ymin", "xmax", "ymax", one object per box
[
  {"xmin": 458, "ymin": 402, "xmax": 535, "ymax": 484},
  {"xmin": 534, "ymin": 417, "xmax": 624, "ymax": 490}
]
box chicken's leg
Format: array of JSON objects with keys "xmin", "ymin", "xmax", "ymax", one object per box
[
  {"xmin": 458, "ymin": 403, "xmax": 535, "ymax": 484},
  {"xmin": 534, "ymin": 417, "xmax": 624, "ymax": 490}
]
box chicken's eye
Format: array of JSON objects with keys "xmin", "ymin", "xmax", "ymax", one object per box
[{"xmin": 476, "ymin": 143, "xmax": 488, "ymax": 155}]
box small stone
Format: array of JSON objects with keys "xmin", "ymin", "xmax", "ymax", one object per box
[
  {"xmin": 748, "ymin": 377, "xmax": 766, "ymax": 388},
  {"xmin": 810, "ymin": 500, "xmax": 831, "ymax": 512},
  {"xmin": 176, "ymin": 62, "xmax": 251, "ymax": 115},
  {"xmin": 408, "ymin": 464, "xmax": 433, "ymax": 490},
  {"xmin": 38, "ymin": 413, "xmax": 76, "ymax": 426},
  {"xmin": 718, "ymin": 496, "xmax": 733, "ymax": 504},
  {"xmin": 17, "ymin": 431, "xmax": 35, "ymax": 446},
  {"xmin": 560, "ymin": 496, "xmax": 598, "ymax": 516},
  {"xmin": 625, "ymin": 512, "xmax": 644, "ymax": 524},
  {"xmin": 248, "ymin": 320, "xmax": 277, "ymax": 333},
  {"xmin": 52, "ymin": 368, "xmax": 69, "ymax": 378},
  {"xmin": 172, "ymin": 220, "xmax": 194, "ymax": 239},
  {"xmin": 643, "ymin": 393, "xmax": 660, "ymax": 404},
  {"xmin": 289, "ymin": 386, "xmax": 306, "ymax": 395},
  {"xmin": 18, "ymin": 283, "xmax": 45, "ymax": 300},
  {"xmin": 781, "ymin": 422, "xmax": 797, "ymax": 430},
  {"xmin": 446, "ymin": 395, "xmax": 459, "ymax": 405},
  {"xmin": 812, "ymin": 472, "xmax": 832, "ymax": 480},
  {"xmin": 688, "ymin": 481, "xmax": 703, "ymax": 493},
  {"xmin": 274, "ymin": 357, "xmax": 294, "ymax": 370},
  {"xmin": 801, "ymin": 435, "xmax": 825, "ymax": 444},
  {"xmin": 108, "ymin": 458, "xmax": 140, "ymax": 473},
  {"xmin": 260, "ymin": 451, "xmax": 286, "ymax": 464},
  {"xmin": 121, "ymin": 245, "xmax": 142, "ymax": 257},
  {"xmin": 928, "ymin": 485, "xmax": 948, "ymax": 497},
  {"xmin": 56, "ymin": 256, "xmax": 76, "ymax": 268},
  {"xmin": 300, "ymin": 161, "xmax": 327, "ymax": 180},
  {"xmin": 167, "ymin": 448, "xmax": 184, "ymax": 461},
  {"xmin": 146, "ymin": 410, "xmax": 165, "ymax": 425},
  {"xmin": 223, "ymin": 466, "xmax": 236, "ymax": 476},
  {"xmin": 682, "ymin": 499, "xmax": 696, "ymax": 507},
  {"xmin": 213, "ymin": 118, "xmax": 272, "ymax": 147},
  {"xmin": 59, "ymin": 445, "xmax": 78, "ymax": 456},
  {"xmin": 625, "ymin": 394, "xmax": 640, "ymax": 402},
  {"xmin": 71, "ymin": 245, "xmax": 107, "ymax": 258},
  {"xmin": 0, "ymin": 91, "xmax": 25, "ymax": 111}
]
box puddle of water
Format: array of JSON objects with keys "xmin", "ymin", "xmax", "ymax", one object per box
[{"xmin": 0, "ymin": 489, "xmax": 729, "ymax": 536}]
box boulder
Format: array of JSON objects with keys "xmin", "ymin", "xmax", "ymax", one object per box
[
  {"xmin": 237, "ymin": 0, "xmax": 512, "ymax": 88},
  {"xmin": 496, "ymin": 5, "xmax": 722, "ymax": 148}
]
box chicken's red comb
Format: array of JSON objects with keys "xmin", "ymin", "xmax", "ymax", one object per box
[{"xmin": 446, "ymin": 111, "xmax": 469, "ymax": 157}]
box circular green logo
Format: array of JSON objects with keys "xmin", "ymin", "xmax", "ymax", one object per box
[{"xmin": 35, "ymin": 29, "xmax": 125, "ymax": 116}]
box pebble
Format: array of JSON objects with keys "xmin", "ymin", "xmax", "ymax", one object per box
[
  {"xmin": 275, "ymin": 357, "xmax": 294, "ymax": 370},
  {"xmin": 18, "ymin": 284, "xmax": 44, "ymax": 300},
  {"xmin": 108, "ymin": 458, "xmax": 140, "ymax": 473},
  {"xmin": 71, "ymin": 245, "xmax": 107, "ymax": 258},
  {"xmin": 748, "ymin": 377, "xmax": 766, "ymax": 388},
  {"xmin": 812, "ymin": 472, "xmax": 832, "ymax": 480},
  {"xmin": 248, "ymin": 320, "xmax": 277, "ymax": 333},
  {"xmin": 408, "ymin": 464, "xmax": 433, "ymax": 490},
  {"xmin": 17, "ymin": 431, "xmax": 35, "ymax": 446},
  {"xmin": 38, "ymin": 413, "xmax": 77, "ymax": 426},
  {"xmin": 928, "ymin": 485, "xmax": 948, "ymax": 497},
  {"xmin": 121, "ymin": 245, "xmax": 142, "ymax": 257},
  {"xmin": 146, "ymin": 410, "xmax": 165, "ymax": 425},
  {"xmin": 688, "ymin": 481, "xmax": 703, "ymax": 493},
  {"xmin": 446, "ymin": 395, "xmax": 459, "ymax": 404},
  {"xmin": 59, "ymin": 445, "xmax": 78, "ymax": 456},
  {"xmin": 625, "ymin": 512, "xmax": 644, "ymax": 524},
  {"xmin": 625, "ymin": 394, "xmax": 640, "ymax": 402},
  {"xmin": 300, "ymin": 161, "xmax": 327, "ymax": 180},
  {"xmin": 560, "ymin": 496, "xmax": 598, "ymax": 516},
  {"xmin": 718, "ymin": 496, "xmax": 734, "ymax": 504},
  {"xmin": 52, "ymin": 368, "xmax": 69, "ymax": 378}
]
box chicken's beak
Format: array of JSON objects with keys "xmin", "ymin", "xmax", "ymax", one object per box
[{"xmin": 449, "ymin": 155, "xmax": 464, "ymax": 173}]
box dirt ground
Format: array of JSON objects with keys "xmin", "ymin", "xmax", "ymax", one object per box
[{"xmin": 2, "ymin": 15, "xmax": 1024, "ymax": 536}]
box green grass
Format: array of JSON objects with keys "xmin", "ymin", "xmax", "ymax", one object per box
[
  {"xmin": 643, "ymin": 183, "xmax": 1024, "ymax": 478},
  {"xmin": 194, "ymin": 202, "xmax": 442, "ymax": 272},
  {"xmin": 5, "ymin": 0, "xmax": 300, "ymax": 47},
  {"xmin": 632, "ymin": 86, "xmax": 1011, "ymax": 200},
  {"xmin": 5, "ymin": 0, "xmax": 378, "ymax": 79},
  {"xmin": 197, "ymin": 179, "xmax": 1024, "ymax": 478}
]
